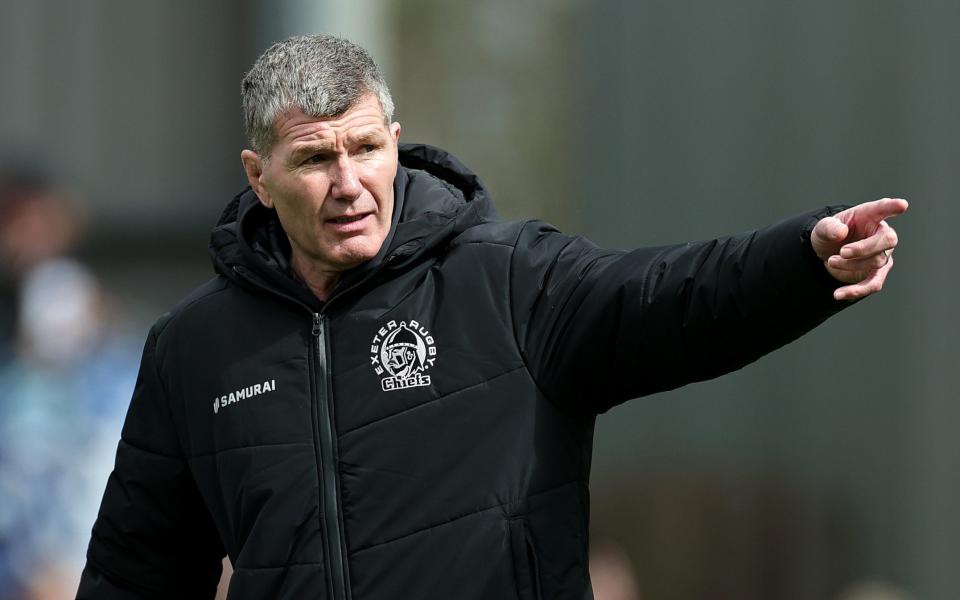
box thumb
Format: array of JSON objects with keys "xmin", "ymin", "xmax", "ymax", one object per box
[{"xmin": 811, "ymin": 216, "xmax": 848, "ymax": 258}]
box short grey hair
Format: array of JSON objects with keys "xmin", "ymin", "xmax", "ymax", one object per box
[{"xmin": 241, "ymin": 34, "xmax": 395, "ymax": 157}]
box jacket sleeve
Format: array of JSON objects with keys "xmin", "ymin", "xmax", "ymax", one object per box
[
  {"xmin": 77, "ymin": 322, "xmax": 224, "ymax": 600},
  {"xmin": 510, "ymin": 207, "xmax": 850, "ymax": 414}
]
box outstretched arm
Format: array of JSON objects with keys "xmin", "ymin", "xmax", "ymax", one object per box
[{"xmin": 511, "ymin": 202, "xmax": 906, "ymax": 414}]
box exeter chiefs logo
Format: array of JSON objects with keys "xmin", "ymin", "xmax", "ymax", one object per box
[{"xmin": 370, "ymin": 319, "xmax": 436, "ymax": 392}]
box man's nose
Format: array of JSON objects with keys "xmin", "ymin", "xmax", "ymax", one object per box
[{"xmin": 330, "ymin": 155, "xmax": 362, "ymax": 200}]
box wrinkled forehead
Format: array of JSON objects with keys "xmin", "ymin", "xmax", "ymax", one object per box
[
  {"xmin": 289, "ymin": 121, "xmax": 386, "ymax": 145},
  {"xmin": 271, "ymin": 96, "xmax": 389, "ymax": 145}
]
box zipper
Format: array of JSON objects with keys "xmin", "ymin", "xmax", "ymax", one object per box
[
  {"xmin": 313, "ymin": 313, "xmax": 350, "ymax": 600},
  {"xmin": 231, "ymin": 266, "xmax": 352, "ymax": 599}
]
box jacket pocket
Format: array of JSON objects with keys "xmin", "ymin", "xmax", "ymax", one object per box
[{"xmin": 509, "ymin": 517, "xmax": 542, "ymax": 600}]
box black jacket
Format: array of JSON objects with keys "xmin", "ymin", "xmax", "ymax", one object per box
[{"xmin": 79, "ymin": 144, "xmax": 847, "ymax": 599}]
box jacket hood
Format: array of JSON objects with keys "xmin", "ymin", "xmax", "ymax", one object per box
[{"xmin": 209, "ymin": 143, "xmax": 499, "ymax": 300}]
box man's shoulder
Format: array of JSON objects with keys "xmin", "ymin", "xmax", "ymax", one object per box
[
  {"xmin": 450, "ymin": 219, "xmax": 559, "ymax": 249},
  {"xmin": 151, "ymin": 276, "xmax": 233, "ymax": 341}
]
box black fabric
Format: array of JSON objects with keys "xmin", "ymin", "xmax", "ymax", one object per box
[{"xmin": 79, "ymin": 143, "xmax": 848, "ymax": 599}]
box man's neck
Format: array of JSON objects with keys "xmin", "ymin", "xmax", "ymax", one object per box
[{"xmin": 290, "ymin": 249, "xmax": 340, "ymax": 302}]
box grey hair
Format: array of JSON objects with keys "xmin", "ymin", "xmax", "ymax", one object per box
[{"xmin": 241, "ymin": 34, "xmax": 395, "ymax": 157}]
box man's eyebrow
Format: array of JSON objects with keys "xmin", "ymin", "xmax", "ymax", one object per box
[
  {"xmin": 290, "ymin": 142, "xmax": 336, "ymax": 158},
  {"xmin": 348, "ymin": 130, "xmax": 387, "ymax": 145}
]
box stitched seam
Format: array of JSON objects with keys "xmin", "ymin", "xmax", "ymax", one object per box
[
  {"xmin": 233, "ymin": 562, "xmax": 325, "ymax": 571},
  {"xmin": 119, "ymin": 437, "xmax": 182, "ymax": 460},
  {"xmin": 339, "ymin": 365, "xmax": 525, "ymax": 437},
  {"xmin": 188, "ymin": 441, "xmax": 314, "ymax": 460},
  {"xmin": 508, "ymin": 222, "xmax": 576, "ymax": 408},
  {"xmin": 452, "ymin": 239, "xmax": 515, "ymax": 249},
  {"xmin": 143, "ymin": 327, "xmax": 183, "ymax": 459},
  {"xmin": 153, "ymin": 281, "xmax": 231, "ymax": 343},
  {"xmin": 152, "ymin": 281, "xmax": 231, "ymax": 459},
  {"xmin": 350, "ymin": 479, "xmax": 580, "ymax": 556},
  {"xmin": 86, "ymin": 536, "xmax": 166, "ymax": 598}
]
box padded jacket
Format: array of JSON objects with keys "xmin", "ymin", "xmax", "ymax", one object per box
[{"xmin": 78, "ymin": 144, "xmax": 847, "ymax": 599}]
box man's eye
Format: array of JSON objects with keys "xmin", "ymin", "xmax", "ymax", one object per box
[
  {"xmin": 305, "ymin": 154, "xmax": 330, "ymax": 164},
  {"xmin": 360, "ymin": 144, "xmax": 377, "ymax": 154}
]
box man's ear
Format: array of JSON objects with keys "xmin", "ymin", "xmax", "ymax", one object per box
[
  {"xmin": 390, "ymin": 121, "xmax": 401, "ymax": 144},
  {"xmin": 240, "ymin": 149, "xmax": 273, "ymax": 208}
]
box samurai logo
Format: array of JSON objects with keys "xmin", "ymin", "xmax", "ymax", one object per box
[{"xmin": 370, "ymin": 319, "xmax": 437, "ymax": 392}]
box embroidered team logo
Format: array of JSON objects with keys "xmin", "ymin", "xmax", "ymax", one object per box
[{"xmin": 370, "ymin": 319, "xmax": 437, "ymax": 392}]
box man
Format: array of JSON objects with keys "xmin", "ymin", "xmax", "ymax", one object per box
[{"xmin": 78, "ymin": 34, "xmax": 906, "ymax": 599}]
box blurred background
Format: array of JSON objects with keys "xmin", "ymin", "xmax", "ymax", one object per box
[{"xmin": 0, "ymin": 0, "xmax": 956, "ymax": 598}]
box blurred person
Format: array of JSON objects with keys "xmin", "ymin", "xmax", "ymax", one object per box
[
  {"xmin": 0, "ymin": 166, "xmax": 83, "ymax": 359},
  {"xmin": 0, "ymin": 166, "xmax": 138, "ymax": 599},
  {"xmin": 590, "ymin": 539, "xmax": 642, "ymax": 600},
  {"xmin": 836, "ymin": 580, "xmax": 915, "ymax": 600},
  {"xmin": 79, "ymin": 34, "xmax": 907, "ymax": 599}
]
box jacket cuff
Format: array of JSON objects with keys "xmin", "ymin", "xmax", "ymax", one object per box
[
  {"xmin": 799, "ymin": 204, "xmax": 850, "ymax": 281},
  {"xmin": 794, "ymin": 204, "xmax": 856, "ymax": 309}
]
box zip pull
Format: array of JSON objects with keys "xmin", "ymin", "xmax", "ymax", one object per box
[{"xmin": 312, "ymin": 313, "xmax": 322, "ymax": 337}]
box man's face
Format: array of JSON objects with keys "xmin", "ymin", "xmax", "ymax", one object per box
[
  {"xmin": 242, "ymin": 94, "xmax": 401, "ymax": 274},
  {"xmin": 386, "ymin": 345, "xmax": 417, "ymax": 375}
]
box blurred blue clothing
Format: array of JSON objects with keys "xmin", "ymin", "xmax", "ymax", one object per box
[{"xmin": 0, "ymin": 333, "xmax": 139, "ymax": 597}]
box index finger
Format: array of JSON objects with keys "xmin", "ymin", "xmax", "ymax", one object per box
[{"xmin": 858, "ymin": 197, "xmax": 909, "ymax": 221}]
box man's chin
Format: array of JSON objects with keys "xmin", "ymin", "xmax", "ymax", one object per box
[{"xmin": 327, "ymin": 238, "xmax": 384, "ymax": 269}]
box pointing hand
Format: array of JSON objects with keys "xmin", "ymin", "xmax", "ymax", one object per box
[{"xmin": 811, "ymin": 198, "xmax": 908, "ymax": 301}]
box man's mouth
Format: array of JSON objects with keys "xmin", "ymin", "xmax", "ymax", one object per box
[{"xmin": 327, "ymin": 213, "xmax": 369, "ymax": 224}]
